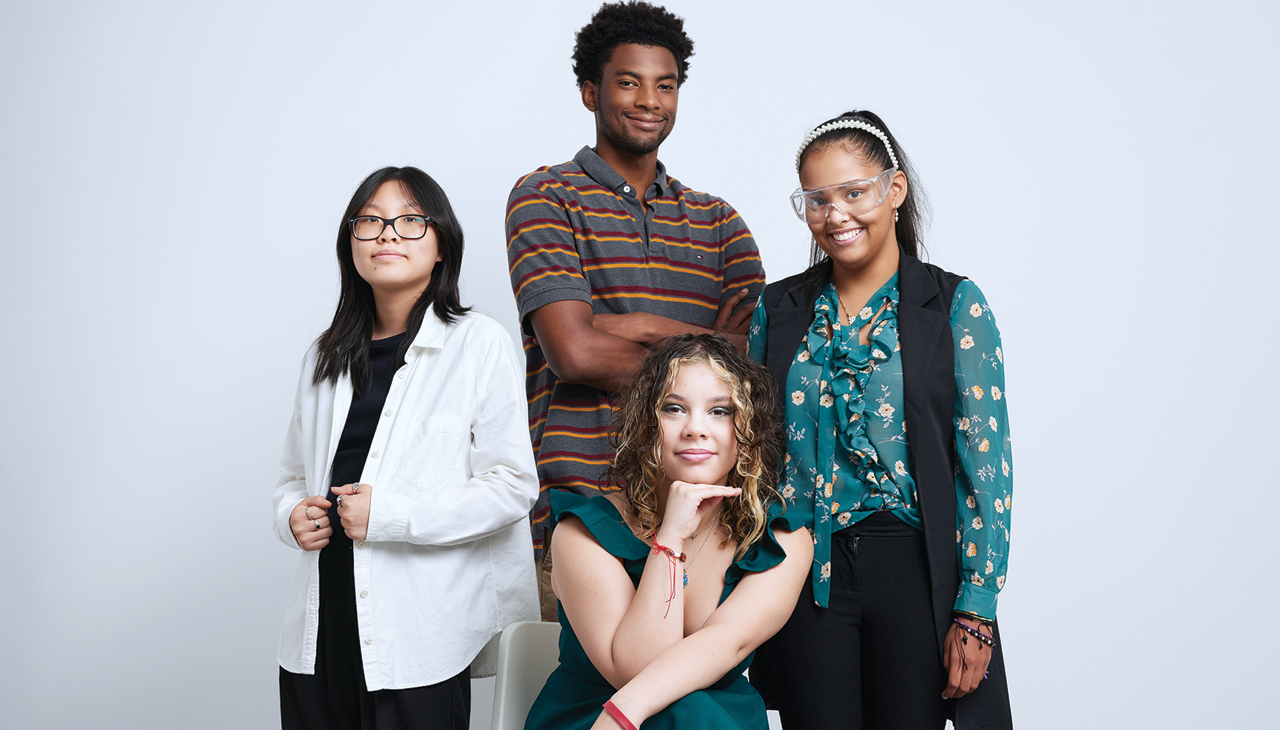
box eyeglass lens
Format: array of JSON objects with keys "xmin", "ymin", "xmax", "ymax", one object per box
[{"xmin": 351, "ymin": 216, "xmax": 428, "ymax": 240}]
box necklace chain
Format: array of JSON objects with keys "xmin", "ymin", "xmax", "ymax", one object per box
[{"xmin": 683, "ymin": 508, "xmax": 723, "ymax": 587}]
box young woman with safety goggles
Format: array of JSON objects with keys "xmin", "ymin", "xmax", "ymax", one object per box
[{"xmin": 747, "ymin": 111, "xmax": 1015, "ymax": 729}]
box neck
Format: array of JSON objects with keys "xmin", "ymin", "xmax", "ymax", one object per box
[
  {"xmin": 831, "ymin": 241, "xmax": 900, "ymax": 313},
  {"xmin": 371, "ymin": 287, "xmax": 420, "ymax": 339},
  {"xmin": 594, "ymin": 137, "xmax": 659, "ymax": 198}
]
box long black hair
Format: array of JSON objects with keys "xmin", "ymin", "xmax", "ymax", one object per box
[
  {"xmin": 797, "ymin": 110, "xmax": 930, "ymax": 286},
  {"xmin": 312, "ymin": 166, "xmax": 469, "ymax": 395}
]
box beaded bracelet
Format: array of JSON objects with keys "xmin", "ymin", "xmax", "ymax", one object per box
[
  {"xmin": 951, "ymin": 617, "xmax": 996, "ymax": 649},
  {"xmin": 603, "ymin": 700, "xmax": 639, "ymax": 730}
]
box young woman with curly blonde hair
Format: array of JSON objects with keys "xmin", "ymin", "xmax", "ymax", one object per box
[{"xmin": 524, "ymin": 333, "xmax": 812, "ymax": 730}]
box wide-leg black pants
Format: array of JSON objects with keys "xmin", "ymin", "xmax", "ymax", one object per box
[
  {"xmin": 753, "ymin": 512, "xmax": 950, "ymax": 730},
  {"xmin": 279, "ymin": 489, "xmax": 470, "ymax": 730}
]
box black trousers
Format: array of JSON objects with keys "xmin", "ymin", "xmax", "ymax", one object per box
[
  {"xmin": 280, "ymin": 489, "xmax": 471, "ymax": 730},
  {"xmin": 753, "ymin": 513, "xmax": 950, "ymax": 730}
]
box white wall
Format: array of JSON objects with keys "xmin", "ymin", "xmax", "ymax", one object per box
[{"xmin": 2, "ymin": 1, "xmax": 1277, "ymax": 727}]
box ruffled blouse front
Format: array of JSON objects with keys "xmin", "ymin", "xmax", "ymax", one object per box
[{"xmin": 748, "ymin": 274, "xmax": 1013, "ymax": 618}]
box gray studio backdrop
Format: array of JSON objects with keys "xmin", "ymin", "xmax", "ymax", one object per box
[{"xmin": 1, "ymin": 0, "xmax": 1276, "ymax": 728}]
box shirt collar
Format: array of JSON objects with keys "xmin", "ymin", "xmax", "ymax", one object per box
[
  {"xmin": 408, "ymin": 309, "xmax": 448, "ymax": 352},
  {"xmin": 573, "ymin": 145, "xmax": 670, "ymax": 199}
]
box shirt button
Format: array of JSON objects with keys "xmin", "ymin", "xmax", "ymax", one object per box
[
  {"xmin": 384, "ymin": 408, "xmax": 392, "ymax": 417},
  {"xmin": 396, "ymin": 370, "xmax": 405, "ymax": 379},
  {"xmin": 365, "ymin": 638, "xmax": 372, "ymax": 645},
  {"xmin": 360, "ymin": 590, "xmax": 368, "ymax": 598},
  {"xmin": 623, "ymin": 185, "xmax": 631, "ymax": 193},
  {"xmin": 357, "ymin": 541, "xmax": 366, "ymax": 549},
  {"xmin": 370, "ymin": 451, "xmax": 380, "ymax": 459}
]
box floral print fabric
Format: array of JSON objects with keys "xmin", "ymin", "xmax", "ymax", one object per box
[{"xmin": 748, "ymin": 275, "xmax": 1012, "ymax": 618}]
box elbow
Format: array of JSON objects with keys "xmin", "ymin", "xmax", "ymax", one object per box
[{"xmin": 545, "ymin": 349, "xmax": 605, "ymax": 386}]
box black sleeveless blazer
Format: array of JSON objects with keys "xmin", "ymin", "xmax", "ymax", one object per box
[{"xmin": 761, "ymin": 251, "xmax": 1012, "ymax": 727}]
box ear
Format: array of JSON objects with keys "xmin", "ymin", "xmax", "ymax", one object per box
[
  {"xmin": 890, "ymin": 169, "xmax": 909, "ymax": 209},
  {"xmin": 581, "ymin": 81, "xmax": 598, "ymax": 112}
]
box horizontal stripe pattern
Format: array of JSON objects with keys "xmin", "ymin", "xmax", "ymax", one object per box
[{"xmin": 506, "ymin": 145, "xmax": 765, "ymax": 554}]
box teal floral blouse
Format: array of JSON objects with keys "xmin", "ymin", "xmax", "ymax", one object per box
[{"xmin": 748, "ymin": 274, "xmax": 1012, "ymax": 619}]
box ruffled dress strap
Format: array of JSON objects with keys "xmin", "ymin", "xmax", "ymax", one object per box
[
  {"xmin": 723, "ymin": 503, "xmax": 793, "ymax": 590},
  {"xmin": 549, "ymin": 490, "xmax": 651, "ymax": 571}
]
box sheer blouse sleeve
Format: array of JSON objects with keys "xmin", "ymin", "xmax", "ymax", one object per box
[{"xmin": 950, "ymin": 280, "xmax": 1012, "ymax": 620}]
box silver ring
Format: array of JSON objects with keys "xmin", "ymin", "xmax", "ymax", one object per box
[
  {"xmin": 352, "ymin": 483, "xmax": 360, "ymax": 494},
  {"xmin": 313, "ymin": 519, "xmax": 321, "ymax": 531},
  {"xmin": 304, "ymin": 506, "xmax": 314, "ymax": 520},
  {"xmin": 336, "ymin": 495, "xmax": 343, "ymax": 508}
]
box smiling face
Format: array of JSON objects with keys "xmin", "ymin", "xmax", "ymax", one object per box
[
  {"xmin": 799, "ymin": 143, "xmax": 907, "ymax": 274},
  {"xmin": 350, "ymin": 180, "xmax": 442, "ymax": 297},
  {"xmin": 657, "ymin": 362, "xmax": 738, "ymax": 488},
  {"xmin": 583, "ymin": 43, "xmax": 679, "ymax": 157}
]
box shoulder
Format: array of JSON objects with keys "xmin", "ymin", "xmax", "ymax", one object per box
[
  {"xmin": 441, "ymin": 311, "xmax": 518, "ymax": 356},
  {"xmin": 666, "ymin": 178, "xmax": 737, "ymax": 214},
  {"xmin": 949, "ymin": 278, "xmax": 1000, "ymax": 322},
  {"xmin": 762, "ymin": 263, "xmax": 827, "ymax": 309},
  {"xmin": 510, "ymin": 159, "xmax": 588, "ymax": 196}
]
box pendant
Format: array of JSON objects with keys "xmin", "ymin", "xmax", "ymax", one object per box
[{"xmin": 683, "ymin": 568, "xmax": 688, "ymax": 587}]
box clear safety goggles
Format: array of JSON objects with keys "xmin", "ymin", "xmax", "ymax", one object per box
[{"xmin": 789, "ymin": 167, "xmax": 896, "ymax": 222}]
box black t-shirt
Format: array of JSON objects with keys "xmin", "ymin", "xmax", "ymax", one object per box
[{"xmin": 325, "ymin": 333, "xmax": 404, "ymax": 546}]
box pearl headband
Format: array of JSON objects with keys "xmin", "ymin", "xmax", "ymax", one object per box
[{"xmin": 794, "ymin": 119, "xmax": 899, "ymax": 173}]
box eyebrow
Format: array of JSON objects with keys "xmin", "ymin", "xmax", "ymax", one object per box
[
  {"xmin": 664, "ymin": 394, "xmax": 732, "ymax": 405},
  {"xmin": 614, "ymin": 70, "xmax": 679, "ymax": 82}
]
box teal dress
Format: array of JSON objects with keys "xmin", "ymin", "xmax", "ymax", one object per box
[{"xmin": 524, "ymin": 490, "xmax": 788, "ymax": 730}]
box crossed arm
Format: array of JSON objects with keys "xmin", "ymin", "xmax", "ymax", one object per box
[
  {"xmin": 529, "ymin": 289, "xmax": 756, "ymax": 393},
  {"xmin": 551, "ymin": 515, "xmax": 812, "ymax": 727}
]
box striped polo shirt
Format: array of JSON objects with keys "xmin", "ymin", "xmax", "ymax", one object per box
[{"xmin": 505, "ymin": 146, "xmax": 766, "ymax": 553}]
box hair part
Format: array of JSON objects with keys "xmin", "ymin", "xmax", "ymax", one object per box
[
  {"xmin": 572, "ymin": 1, "xmax": 694, "ymax": 89},
  {"xmin": 798, "ymin": 110, "xmax": 930, "ymax": 272},
  {"xmin": 606, "ymin": 334, "xmax": 783, "ymax": 558},
  {"xmin": 312, "ymin": 166, "xmax": 470, "ymax": 395}
]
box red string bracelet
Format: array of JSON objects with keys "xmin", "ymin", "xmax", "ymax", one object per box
[
  {"xmin": 650, "ymin": 541, "xmax": 685, "ymax": 618},
  {"xmin": 603, "ymin": 700, "xmax": 639, "ymax": 730}
]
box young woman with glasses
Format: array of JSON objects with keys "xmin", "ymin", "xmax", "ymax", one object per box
[
  {"xmin": 524, "ymin": 334, "xmax": 812, "ymax": 730},
  {"xmin": 747, "ymin": 111, "xmax": 1015, "ymax": 729},
  {"xmin": 271, "ymin": 167, "xmax": 539, "ymax": 730}
]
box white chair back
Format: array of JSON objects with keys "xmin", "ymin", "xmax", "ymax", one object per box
[{"xmin": 489, "ymin": 620, "xmax": 562, "ymax": 730}]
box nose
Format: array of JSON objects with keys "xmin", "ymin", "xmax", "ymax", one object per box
[
  {"xmin": 824, "ymin": 201, "xmax": 852, "ymax": 223},
  {"xmin": 635, "ymin": 82, "xmax": 659, "ymax": 111},
  {"xmin": 682, "ymin": 411, "xmax": 709, "ymax": 439},
  {"xmin": 379, "ymin": 222, "xmax": 400, "ymax": 242}
]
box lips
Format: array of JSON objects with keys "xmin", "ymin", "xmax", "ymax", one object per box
[
  {"xmin": 625, "ymin": 113, "xmax": 666, "ymax": 132},
  {"xmin": 373, "ymin": 250, "xmax": 406, "ymax": 260},
  {"xmin": 675, "ymin": 449, "xmax": 715, "ymax": 463},
  {"xmin": 829, "ymin": 228, "xmax": 864, "ymax": 245}
]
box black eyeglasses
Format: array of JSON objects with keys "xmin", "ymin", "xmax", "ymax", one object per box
[{"xmin": 349, "ymin": 214, "xmax": 432, "ymax": 240}]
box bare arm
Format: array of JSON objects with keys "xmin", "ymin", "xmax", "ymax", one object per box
[
  {"xmin": 603, "ymin": 525, "xmax": 813, "ymax": 726},
  {"xmin": 592, "ymin": 289, "xmax": 757, "ymax": 350},
  {"xmin": 530, "ymin": 300, "xmax": 650, "ymax": 392},
  {"xmin": 552, "ymin": 483, "xmax": 743, "ymax": 689}
]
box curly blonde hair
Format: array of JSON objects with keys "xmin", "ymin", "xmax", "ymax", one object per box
[{"xmin": 605, "ymin": 334, "xmax": 783, "ymax": 558}]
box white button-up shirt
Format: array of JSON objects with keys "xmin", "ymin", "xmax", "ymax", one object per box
[{"xmin": 272, "ymin": 311, "xmax": 539, "ymax": 690}]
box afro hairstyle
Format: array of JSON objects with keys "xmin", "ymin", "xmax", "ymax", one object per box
[{"xmin": 572, "ymin": 1, "xmax": 694, "ymax": 89}]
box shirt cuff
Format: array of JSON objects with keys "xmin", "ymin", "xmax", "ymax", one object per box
[
  {"xmin": 953, "ymin": 579, "xmax": 999, "ymax": 621},
  {"xmin": 366, "ymin": 486, "xmax": 411, "ymax": 543}
]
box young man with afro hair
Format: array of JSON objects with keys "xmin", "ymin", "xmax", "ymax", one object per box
[{"xmin": 505, "ymin": 1, "xmax": 766, "ymax": 620}]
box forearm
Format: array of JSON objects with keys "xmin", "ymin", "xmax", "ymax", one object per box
[
  {"xmin": 594, "ymin": 312, "xmax": 712, "ymax": 346},
  {"xmin": 607, "ymin": 621, "xmax": 754, "ymax": 724},
  {"xmin": 607, "ymin": 538, "xmax": 688, "ymax": 685}
]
